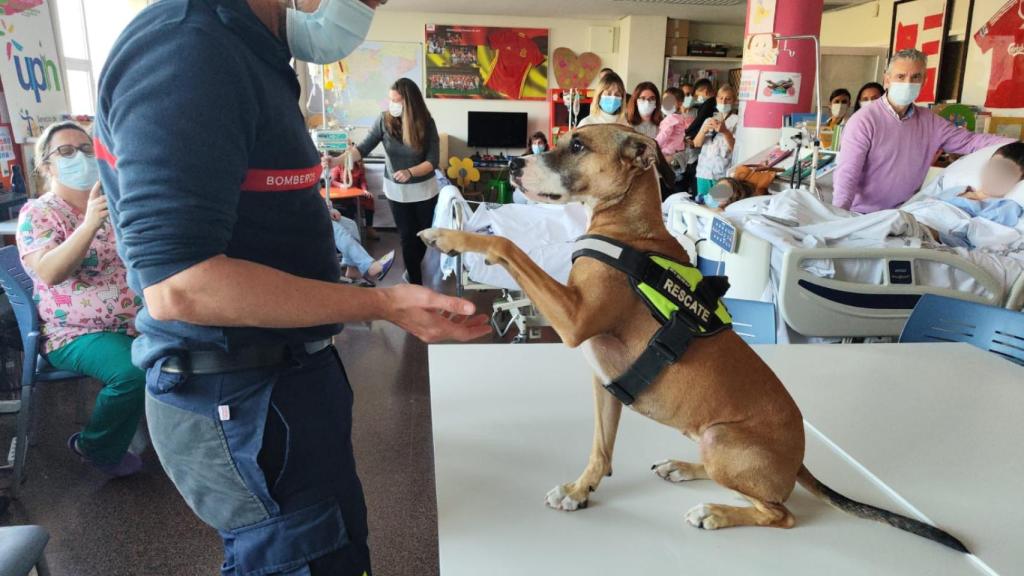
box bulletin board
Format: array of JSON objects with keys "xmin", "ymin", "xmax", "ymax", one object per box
[{"xmin": 962, "ymin": 0, "xmax": 1024, "ymax": 115}]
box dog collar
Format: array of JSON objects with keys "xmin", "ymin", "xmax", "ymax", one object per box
[{"xmin": 572, "ymin": 234, "xmax": 732, "ymax": 405}]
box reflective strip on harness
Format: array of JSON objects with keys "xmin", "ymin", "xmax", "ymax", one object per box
[{"xmin": 571, "ymin": 234, "xmax": 732, "ymax": 405}]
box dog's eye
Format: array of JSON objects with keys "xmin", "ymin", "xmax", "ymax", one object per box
[{"xmin": 570, "ymin": 139, "xmax": 585, "ymax": 154}]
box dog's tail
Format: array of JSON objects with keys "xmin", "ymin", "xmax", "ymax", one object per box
[{"xmin": 796, "ymin": 465, "xmax": 969, "ymax": 553}]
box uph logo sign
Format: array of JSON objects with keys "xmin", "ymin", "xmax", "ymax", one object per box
[{"xmin": 4, "ymin": 22, "xmax": 61, "ymax": 104}]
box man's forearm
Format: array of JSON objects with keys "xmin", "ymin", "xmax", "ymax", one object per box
[{"xmin": 144, "ymin": 255, "xmax": 390, "ymax": 328}]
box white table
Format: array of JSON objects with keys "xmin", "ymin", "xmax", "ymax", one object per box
[{"xmin": 428, "ymin": 343, "xmax": 1021, "ymax": 576}]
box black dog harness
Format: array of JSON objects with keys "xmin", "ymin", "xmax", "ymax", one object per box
[{"xmin": 571, "ymin": 235, "xmax": 732, "ymax": 405}]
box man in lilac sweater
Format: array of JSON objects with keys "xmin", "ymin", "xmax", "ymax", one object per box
[{"xmin": 834, "ymin": 49, "xmax": 1012, "ymax": 213}]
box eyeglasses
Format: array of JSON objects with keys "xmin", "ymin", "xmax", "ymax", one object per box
[{"xmin": 42, "ymin": 143, "xmax": 95, "ymax": 162}]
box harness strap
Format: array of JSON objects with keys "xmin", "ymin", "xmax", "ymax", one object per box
[
  {"xmin": 572, "ymin": 235, "xmax": 730, "ymax": 334},
  {"xmin": 602, "ymin": 313, "xmax": 696, "ymax": 405},
  {"xmin": 572, "ymin": 234, "xmax": 732, "ymax": 406}
]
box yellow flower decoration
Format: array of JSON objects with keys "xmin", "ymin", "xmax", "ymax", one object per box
[{"xmin": 446, "ymin": 156, "xmax": 481, "ymax": 189}]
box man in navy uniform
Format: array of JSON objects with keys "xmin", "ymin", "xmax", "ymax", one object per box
[{"xmin": 95, "ymin": 1, "xmax": 491, "ymax": 574}]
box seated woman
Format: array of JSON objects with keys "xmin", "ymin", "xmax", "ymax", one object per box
[
  {"xmin": 514, "ymin": 132, "xmax": 550, "ymax": 204},
  {"xmin": 322, "ymin": 157, "xmax": 395, "ymax": 285},
  {"xmin": 17, "ymin": 121, "xmax": 144, "ymax": 477},
  {"xmin": 331, "ymin": 159, "xmax": 378, "ymax": 241},
  {"xmin": 527, "ymin": 131, "xmax": 549, "ymax": 155},
  {"xmin": 939, "ymin": 141, "xmax": 1024, "ymax": 228}
]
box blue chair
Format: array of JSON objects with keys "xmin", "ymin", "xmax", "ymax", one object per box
[
  {"xmin": 899, "ymin": 294, "xmax": 1024, "ymax": 365},
  {"xmin": 724, "ymin": 297, "xmax": 777, "ymax": 345},
  {"xmin": 0, "ymin": 245, "xmax": 85, "ymax": 499},
  {"xmin": 0, "ymin": 525, "xmax": 51, "ymax": 576}
]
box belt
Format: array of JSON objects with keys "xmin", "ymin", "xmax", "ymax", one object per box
[{"xmin": 160, "ymin": 339, "xmax": 333, "ymax": 375}]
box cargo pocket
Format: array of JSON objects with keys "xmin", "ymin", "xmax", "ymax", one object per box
[
  {"xmin": 229, "ymin": 499, "xmax": 349, "ymax": 576},
  {"xmin": 146, "ymin": 392, "xmax": 270, "ymax": 531}
]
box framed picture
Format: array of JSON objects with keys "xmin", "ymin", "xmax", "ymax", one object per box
[
  {"xmin": 963, "ymin": 0, "xmax": 1024, "ymax": 111},
  {"xmin": 988, "ymin": 116, "xmax": 1024, "ymax": 140},
  {"xmin": 425, "ymin": 24, "xmax": 548, "ymax": 100},
  {"xmin": 888, "ymin": 0, "xmax": 951, "ymax": 104}
]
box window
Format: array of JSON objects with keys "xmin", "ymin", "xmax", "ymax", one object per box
[{"xmin": 54, "ymin": 0, "xmax": 150, "ymax": 116}]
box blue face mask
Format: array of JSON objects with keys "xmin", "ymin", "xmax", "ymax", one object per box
[
  {"xmin": 286, "ymin": 0, "xmax": 374, "ymax": 64},
  {"xmin": 704, "ymin": 182, "xmax": 732, "ymax": 209},
  {"xmin": 599, "ymin": 95, "xmax": 622, "ymax": 115},
  {"xmin": 531, "ymin": 144, "xmax": 544, "ymax": 155},
  {"xmin": 55, "ymin": 151, "xmax": 99, "ymax": 192}
]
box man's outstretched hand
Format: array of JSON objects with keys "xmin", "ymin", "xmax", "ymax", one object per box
[{"xmin": 381, "ymin": 285, "xmax": 491, "ymax": 343}]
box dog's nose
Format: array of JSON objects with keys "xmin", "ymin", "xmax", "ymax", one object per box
[{"xmin": 509, "ymin": 156, "xmax": 525, "ymax": 176}]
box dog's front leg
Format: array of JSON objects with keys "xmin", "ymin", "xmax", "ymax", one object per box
[
  {"xmin": 546, "ymin": 375, "xmax": 622, "ymax": 511},
  {"xmin": 420, "ymin": 229, "xmax": 599, "ymax": 347}
]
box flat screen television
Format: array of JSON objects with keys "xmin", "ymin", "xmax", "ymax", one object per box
[{"xmin": 467, "ymin": 111, "xmax": 528, "ymax": 149}]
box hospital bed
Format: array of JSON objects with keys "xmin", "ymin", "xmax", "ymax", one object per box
[
  {"xmin": 446, "ymin": 198, "xmax": 551, "ymax": 343},
  {"xmin": 667, "ymin": 200, "xmax": 1024, "ymax": 340}
]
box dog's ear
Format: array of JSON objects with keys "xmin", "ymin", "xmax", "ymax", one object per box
[{"xmin": 621, "ymin": 133, "xmax": 659, "ymax": 172}]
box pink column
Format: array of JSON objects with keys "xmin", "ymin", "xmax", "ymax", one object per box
[{"xmin": 742, "ymin": 0, "xmax": 824, "ymax": 131}]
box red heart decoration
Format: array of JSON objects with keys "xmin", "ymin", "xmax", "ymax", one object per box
[{"xmin": 553, "ymin": 47, "xmax": 602, "ymax": 90}]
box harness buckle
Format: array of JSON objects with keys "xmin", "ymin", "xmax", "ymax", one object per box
[{"xmin": 602, "ymin": 382, "xmax": 636, "ymax": 405}]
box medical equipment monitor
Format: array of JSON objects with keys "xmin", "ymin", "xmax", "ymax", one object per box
[
  {"xmin": 468, "ymin": 112, "xmax": 528, "ymax": 149},
  {"xmin": 709, "ymin": 217, "xmax": 738, "ymax": 254}
]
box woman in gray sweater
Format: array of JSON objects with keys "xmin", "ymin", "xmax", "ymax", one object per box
[{"xmin": 346, "ymin": 78, "xmax": 440, "ymax": 285}]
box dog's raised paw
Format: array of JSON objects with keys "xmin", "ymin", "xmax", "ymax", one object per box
[
  {"xmin": 418, "ymin": 228, "xmax": 460, "ymax": 256},
  {"xmin": 685, "ymin": 503, "xmax": 724, "ymax": 530},
  {"xmin": 545, "ymin": 483, "xmax": 587, "ymax": 512},
  {"xmin": 652, "ymin": 459, "xmax": 702, "ymax": 483}
]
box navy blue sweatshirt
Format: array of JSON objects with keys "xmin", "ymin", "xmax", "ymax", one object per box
[{"xmin": 95, "ymin": 0, "xmax": 341, "ymax": 368}]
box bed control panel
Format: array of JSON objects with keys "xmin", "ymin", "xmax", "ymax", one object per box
[
  {"xmin": 888, "ymin": 260, "xmax": 913, "ymax": 285},
  {"xmin": 709, "ymin": 217, "xmax": 738, "ymax": 254}
]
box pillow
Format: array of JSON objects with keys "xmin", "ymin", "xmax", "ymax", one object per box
[
  {"xmin": 1007, "ymin": 180, "xmax": 1024, "ymax": 208},
  {"xmin": 916, "ymin": 144, "xmax": 1003, "ymax": 201}
]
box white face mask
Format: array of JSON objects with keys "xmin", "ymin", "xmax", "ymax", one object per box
[
  {"xmin": 887, "ymin": 82, "xmax": 922, "ymax": 107},
  {"xmin": 55, "ymin": 151, "xmax": 99, "ymax": 192},
  {"xmin": 637, "ymin": 100, "xmax": 657, "ymax": 119},
  {"xmin": 831, "ymin": 102, "xmax": 849, "ymax": 118},
  {"xmin": 388, "ymin": 101, "xmax": 404, "ymax": 118},
  {"xmin": 286, "ymin": 0, "xmax": 374, "ymax": 64},
  {"xmin": 717, "ymin": 103, "xmax": 733, "ymax": 115}
]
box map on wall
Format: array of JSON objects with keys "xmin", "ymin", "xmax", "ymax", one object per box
[{"xmin": 315, "ymin": 41, "xmax": 423, "ymax": 129}]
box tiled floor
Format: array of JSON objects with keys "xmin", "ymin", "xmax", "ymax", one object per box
[{"xmin": 0, "ymin": 230, "xmax": 511, "ymax": 576}]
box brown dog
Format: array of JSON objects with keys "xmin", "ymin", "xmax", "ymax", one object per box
[{"xmin": 420, "ymin": 124, "xmax": 967, "ymax": 552}]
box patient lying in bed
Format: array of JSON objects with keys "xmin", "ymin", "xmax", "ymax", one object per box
[
  {"xmin": 925, "ymin": 142, "xmax": 1024, "ymax": 248},
  {"xmin": 940, "ymin": 142, "xmax": 1024, "ymax": 224}
]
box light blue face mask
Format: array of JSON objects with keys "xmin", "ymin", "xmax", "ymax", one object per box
[
  {"xmin": 55, "ymin": 151, "xmax": 99, "ymax": 192},
  {"xmin": 286, "ymin": 0, "xmax": 374, "ymax": 64},
  {"xmin": 704, "ymin": 182, "xmax": 733, "ymax": 209},
  {"xmin": 682, "ymin": 96, "xmax": 694, "ymax": 109},
  {"xmin": 531, "ymin": 144, "xmax": 544, "ymax": 155},
  {"xmin": 599, "ymin": 95, "xmax": 622, "ymax": 115}
]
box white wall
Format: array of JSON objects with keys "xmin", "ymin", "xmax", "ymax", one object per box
[
  {"xmin": 617, "ymin": 15, "xmax": 668, "ymax": 90},
  {"xmin": 365, "ymin": 11, "xmax": 629, "ymax": 157}
]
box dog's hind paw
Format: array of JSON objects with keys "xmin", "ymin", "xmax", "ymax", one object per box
[
  {"xmin": 685, "ymin": 503, "xmax": 725, "ymax": 530},
  {"xmin": 652, "ymin": 459, "xmax": 706, "ymax": 483},
  {"xmin": 545, "ymin": 483, "xmax": 588, "ymax": 512}
]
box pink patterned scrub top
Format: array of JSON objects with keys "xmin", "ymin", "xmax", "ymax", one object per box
[{"xmin": 16, "ymin": 193, "xmax": 140, "ymax": 353}]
